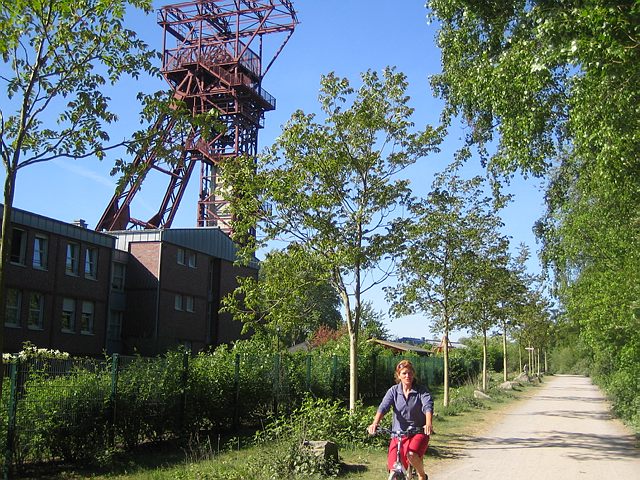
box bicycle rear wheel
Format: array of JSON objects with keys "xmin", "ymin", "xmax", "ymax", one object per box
[{"xmin": 388, "ymin": 471, "xmax": 405, "ymax": 480}]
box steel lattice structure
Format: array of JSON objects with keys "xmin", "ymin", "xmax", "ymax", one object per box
[{"xmin": 96, "ymin": 0, "xmax": 297, "ymax": 234}]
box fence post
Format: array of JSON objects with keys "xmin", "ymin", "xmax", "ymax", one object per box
[
  {"xmin": 272, "ymin": 353, "xmax": 281, "ymax": 416},
  {"xmin": 3, "ymin": 360, "xmax": 19, "ymax": 480},
  {"xmin": 108, "ymin": 354, "xmax": 119, "ymax": 447},
  {"xmin": 305, "ymin": 355, "xmax": 312, "ymax": 392},
  {"xmin": 331, "ymin": 355, "xmax": 338, "ymax": 399},
  {"xmin": 233, "ymin": 354, "xmax": 240, "ymax": 430}
]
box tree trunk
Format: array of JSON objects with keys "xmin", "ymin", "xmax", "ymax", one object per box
[
  {"xmin": 482, "ymin": 328, "xmax": 488, "ymax": 391},
  {"xmin": 502, "ymin": 321, "xmax": 508, "ymax": 382},
  {"xmin": 443, "ymin": 328, "xmax": 450, "ymax": 407},
  {"xmin": 0, "ymin": 168, "xmax": 18, "ymax": 399},
  {"xmin": 349, "ymin": 329, "xmax": 358, "ymax": 410},
  {"xmin": 339, "ymin": 283, "xmax": 359, "ymax": 411}
]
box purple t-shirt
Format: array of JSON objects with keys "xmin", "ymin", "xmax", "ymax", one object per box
[{"xmin": 377, "ymin": 382, "xmax": 434, "ymax": 431}]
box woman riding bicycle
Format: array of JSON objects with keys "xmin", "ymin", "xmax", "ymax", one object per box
[{"xmin": 367, "ymin": 360, "xmax": 434, "ymax": 480}]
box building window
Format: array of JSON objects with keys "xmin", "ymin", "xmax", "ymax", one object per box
[
  {"xmin": 61, "ymin": 298, "xmax": 76, "ymax": 332},
  {"xmin": 185, "ymin": 295, "xmax": 194, "ymax": 312},
  {"xmin": 33, "ymin": 235, "xmax": 49, "ymax": 270},
  {"xmin": 175, "ymin": 294, "xmax": 194, "ymax": 312},
  {"xmin": 80, "ymin": 301, "xmax": 94, "ymax": 334},
  {"xmin": 111, "ymin": 262, "xmax": 126, "ymax": 291},
  {"xmin": 10, "ymin": 228, "xmax": 27, "ymax": 265},
  {"xmin": 177, "ymin": 248, "xmax": 186, "ymax": 265},
  {"xmin": 5, "ymin": 288, "xmax": 21, "ymax": 327},
  {"xmin": 84, "ymin": 247, "xmax": 98, "ymax": 279},
  {"xmin": 65, "ymin": 243, "xmax": 80, "ymax": 276},
  {"xmin": 28, "ymin": 292, "xmax": 44, "ymax": 330},
  {"xmin": 108, "ymin": 310, "xmax": 123, "ymax": 340},
  {"xmin": 177, "ymin": 248, "xmax": 196, "ymax": 268}
]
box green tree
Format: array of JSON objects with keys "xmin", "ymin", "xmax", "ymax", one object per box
[
  {"xmin": 426, "ymin": 0, "xmax": 639, "ymax": 424},
  {"xmin": 387, "ymin": 163, "xmax": 498, "ymax": 406},
  {"xmin": 461, "ymin": 242, "xmax": 512, "ymax": 391},
  {"xmin": 0, "ymin": 0, "xmax": 210, "ymax": 397},
  {"xmin": 221, "ymin": 246, "xmax": 341, "ymax": 349},
  {"xmin": 358, "ymin": 301, "xmax": 391, "ymax": 341},
  {"xmin": 222, "ymin": 68, "xmax": 443, "ymax": 409},
  {"xmin": 498, "ymin": 244, "xmax": 535, "ymax": 382}
]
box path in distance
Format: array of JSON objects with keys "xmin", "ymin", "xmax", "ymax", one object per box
[{"xmin": 429, "ymin": 375, "xmax": 639, "ymax": 480}]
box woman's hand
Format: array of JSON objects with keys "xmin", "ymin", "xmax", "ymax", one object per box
[
  {"xmin": 424, "ymin": 424, "xmax": 433, "ymax": 435},
  {"xmin": 367, "ymin": 423, "xmax": 378, "ymax": 435}
]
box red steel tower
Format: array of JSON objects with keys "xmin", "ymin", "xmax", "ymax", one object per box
[{"xmin": 96, "ymin": 0, "xmax": 297, "ymax": 234}]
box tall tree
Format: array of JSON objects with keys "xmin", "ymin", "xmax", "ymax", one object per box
[
  {"xmin": 387, "ymin": 162, "xmax": 498, "ymax": 406},
  {"xmin": 0, "ymin": 0, "xmax": 209, "ymax": 397},
  {"xmin": 461, "ymin": 241, "xmax": 512, "ymax": 391},
  {"xmin": 222, "ymin": 67, "xmax": 443, "ymax": 409},
  {"xmin": 426, "ymin": 0, "xmax": 639, "ymax": 422},
  {"xmin": 221, "ymin": 246, "xmax": 342, "ymax": 348}
]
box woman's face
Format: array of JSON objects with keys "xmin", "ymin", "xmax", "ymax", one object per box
[{"xmin": 399, "ymin": 367, "xmax": 414, "ymax": 387}]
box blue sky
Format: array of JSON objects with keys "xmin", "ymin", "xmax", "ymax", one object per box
[{"xmin": 3, "ymin": 1, "xmax": 546, "ymax": 340}]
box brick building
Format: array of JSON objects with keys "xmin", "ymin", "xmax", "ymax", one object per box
[
  {"xmin": 111, "ymin": 228, "xmax": 256, "ymax": 356},
  {"xmin": 2, "ymin": 206, "xmax": 257, "ymax": 357}
]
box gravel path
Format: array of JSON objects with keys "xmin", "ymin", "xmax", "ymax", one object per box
[{"xmin": 429, "ymin": 375, "xmax": 639, "ymax": 480}]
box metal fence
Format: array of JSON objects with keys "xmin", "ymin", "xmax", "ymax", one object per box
[{"xmin": 0, "ymin": 351, "xmax": 444, "ymax": 478}]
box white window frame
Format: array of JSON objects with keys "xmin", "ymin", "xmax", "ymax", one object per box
[
  {"xmin": 28, "ymin": 292, "xmax": 44, "ymax": 330},
  {"xmin": 33, "ymin": 235, "xmax": 49, "ymax": 270},
  {"xmin": 61, "ymin": 298, "xmax": 76, "ymax": 332},
  {"xmin": 65, "ymin": 242, "xmax": 80, "ymax": 276},
  {"xmin": 177, "ymin": 248, "xmax": 186, "ymax": 265},
  {"xmin": 84, "ymin": 247, "xmax": 98, "ymax": 279}
]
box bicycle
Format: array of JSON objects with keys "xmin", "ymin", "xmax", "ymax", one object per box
[{"xmin": 375, "ymin": 426, "xmax": 423, "ymax": 480}]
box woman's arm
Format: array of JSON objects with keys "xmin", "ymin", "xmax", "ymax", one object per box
[
  {"xmin": 367, "ymin": 410, "xmax": 385, "ymax": 435},
  {"xmin": 424, "ymin": 410, "xmax": 433, "ymax": 435}
]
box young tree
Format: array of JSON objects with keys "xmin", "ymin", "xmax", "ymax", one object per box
[
  {"xmin": 0, "ymin": 0, "xmax": 209, "ymax": 396},
  {"xmin": 461, "ymin": 243, "xmax": 512, "ymax": 391},
  {"xmin": 387, "ymin": 162, "xmax": 498, "ymax": 406},
  {"xmin": 222, "ymin": 67, "xmax": 443, "ymax": 409}
]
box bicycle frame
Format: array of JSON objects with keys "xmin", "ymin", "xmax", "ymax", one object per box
[{"xmin": 377, "ymin": 427, "xmax": 421, "ymax": 480}]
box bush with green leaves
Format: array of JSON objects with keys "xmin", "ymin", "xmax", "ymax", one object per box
[
  {"xmin": 115, "ymin": 351, "xmax": 185, "ymax": 448},
  {"xmin": 253, "ymin": 396, "xmax": 379, "ymax": 478},
  {"xmin": 12, "ymin": 359, "xmax": 111, "ymax": 464},
  {"xmin": 255, "ymin": 396, "xmax": 377, "ymax": 449}
]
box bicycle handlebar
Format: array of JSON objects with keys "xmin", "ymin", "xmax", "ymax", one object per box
[{"xmin": 375, "ymin": 426, "xmax": 422, "ymax": 437}]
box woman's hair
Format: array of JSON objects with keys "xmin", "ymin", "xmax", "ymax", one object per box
[{"xmin": 394, "ymin": 359, "xmax": 418, "ymax": 384}]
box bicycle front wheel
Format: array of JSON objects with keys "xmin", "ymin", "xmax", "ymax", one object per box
[{"xmin": 388, "ymin": 472, "xmax": 405, "ymax": 480}]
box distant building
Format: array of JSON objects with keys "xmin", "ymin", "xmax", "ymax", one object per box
[
  {"xmin": 2, "ymin": 206, "xmax": 257, "ymax": 357},
  {"xmin": 396, "ymin": 336, "xmax": 427, "ymax": 346},
  {"xmin": 368, "ymin": 338, "xmax": 432, "ymax": 356}
]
